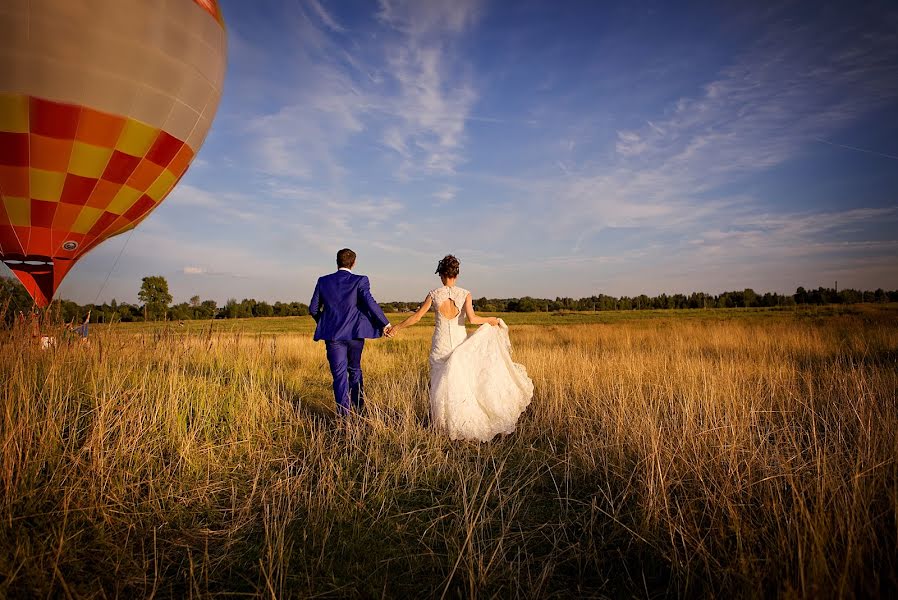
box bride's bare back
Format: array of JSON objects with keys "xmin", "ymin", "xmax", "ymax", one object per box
[{"xmin": 438, "ymin": 299, "xmax": 460, "ymax": 319}]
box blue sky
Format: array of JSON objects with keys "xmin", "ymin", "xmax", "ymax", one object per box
[{"xmin": 42, "ymin": 0, "xmax": 898, "ymax": 304}]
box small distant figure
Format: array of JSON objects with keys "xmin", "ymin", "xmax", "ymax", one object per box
[
  {"xmin": 26, "ymin": 309, "xmax": 58, "ymax": 349},
  {"xmin": 65, "ymin": 310, "xmax": 91, "ymax": 345},
  {"xmin": 75, "ymin": 310, "xmax": 90, "ymax": 342},
  {"xmin": 30, "ymin": 310, "xmax": 40, "ymax": 339}
]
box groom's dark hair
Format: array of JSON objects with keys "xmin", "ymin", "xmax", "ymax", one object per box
[{"xmin": 337, "ymin": 248, "xmax": 356, "ymax": 268}]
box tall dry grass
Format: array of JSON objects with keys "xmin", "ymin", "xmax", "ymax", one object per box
[{"xmin": 1, "ymin": 310, "xmax": 896, "ymax": 598}]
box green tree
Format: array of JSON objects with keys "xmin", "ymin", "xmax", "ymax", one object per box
[
  {"xmin": 0, "ymin": 276, "xmax": 34, "ymax": 323},
  {"xmin": 138, "ymin": 276, "xmax": 172, "ymax": 321},
  {"xmin": 224, "ymin": 298, "xmax": 239, "ymax": 319},
  {"xmin": 198, "ymin": 300, "xmax": 217, "ymax": 319},
  {"xmin": 254, "ymin": 301, "xmax": 274, "ymax": 317},
  {"xmin": 169, "ymin": 302, "xmax": 192, "ymax": 321}
]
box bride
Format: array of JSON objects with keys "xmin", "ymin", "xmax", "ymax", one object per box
[{"xmin": 388, "ymin": 255, "xmax": 533, "ymax": 442}]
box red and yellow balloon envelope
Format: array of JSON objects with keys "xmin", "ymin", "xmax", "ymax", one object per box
[{"xmin": 0, "ymin": 0, "xmax": 227, "ymax": 306}]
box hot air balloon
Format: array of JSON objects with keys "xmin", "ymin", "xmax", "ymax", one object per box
[{"xmin": 0, "ymin": 0, "xmax": 227, "ymax": 306}]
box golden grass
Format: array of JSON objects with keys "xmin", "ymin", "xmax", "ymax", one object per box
[{"xmin": 1, "ymin": 309, "xmax": 896, "ymax": 597}]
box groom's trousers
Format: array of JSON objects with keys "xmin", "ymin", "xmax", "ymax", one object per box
[{"xmin": 324, "ymin": 339, "xmax": 365, "ymax": 416}]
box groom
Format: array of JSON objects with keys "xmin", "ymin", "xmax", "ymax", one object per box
[{"xmin": 309, "ymin": 248, "xmax": 391, "ymax": 417}]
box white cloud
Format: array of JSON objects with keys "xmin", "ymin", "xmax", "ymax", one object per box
[
  {"xmin": 433, "ymin": 185, "xmax": 457, "ymax": 203},
  {"xmin": 376, "ymin": 1, "xmax": 482, "ymax": 176},
  {"xmin": 526, "ymin": 9, "xmax": 898, "ymax": 248},
  {"xmin": 238, "ymin": 0, "xmax": 484, "ymax": 183},
  {"xmin": 167, "ymin": 184, "xmax": 261, "ymax": 223},
  {"xmin": 246, "ymin": 77, "xmax": 366, "ymax": 182},
  {"xmin": 377, "ymin": 0, "xmax": 482, "ymax": 37},
  {"xmin": 306, "ymin": 0, "xmax": 346, "ymax": 33},
  {"xmin": 615, "ymin": 131, "xmax": 648, "ymax": 157},
  {"xmin": 70, "ymin": 3, "xmax": 895, "ymax": 303}
]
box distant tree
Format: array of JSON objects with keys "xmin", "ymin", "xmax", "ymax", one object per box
[
  {"xmin": 507, "ymin": 297, "xmax": 540, "ymax": 312},
  {"xmin": 170, "ymin": 303, "xmax": 192, "ymax": 321},
  {"xmin": 190, "ymin": 295, "xmax": 201, "ymax": 308},
  {"xmin": 197, "ymin": 300, "xmax": 217, "ymax": 319},
  {"xmin": 116, "ymin": 302, "xmax": 141, "ymax": 322},
  {"xmin": 138, "ymin": 276, "xmax": 172, "ymax": 321},
  {"xmin": 254, "ymin": 301, "xmax": 274, "ymax": 317},
  {"xmin": 475, "ymin": 297, "xmax": 496, "ymax": 312},
  {"xmin": 839, "ymin": 289, "xmax": 861, "ymax": 304},
  {"xmin": 50, "ymin": 299, "xmax": 84, "ymax": 323},
  {"xmin": 224, "ymin": 298, "xmax": 239, "ymax": 319},
  {"xmin": 598, "ymin": 294, "xmax": 617, "ymax": 311},
  {"xmin": 0, "ymin": 276, "xmax": 34, "ymax": 323},
  {"xmin": 238, "ymin": 299, "xmax": 255, "ymax": 318}
]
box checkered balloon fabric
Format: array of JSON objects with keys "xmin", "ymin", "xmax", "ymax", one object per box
[{"xmin": 0, "ymin": 0, "xmax": 227, "ymax": 306}]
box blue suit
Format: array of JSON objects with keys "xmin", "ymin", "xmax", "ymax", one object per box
[{"xmin": 309, "ymin": 270, "xmax": 389, "ymax": 415}]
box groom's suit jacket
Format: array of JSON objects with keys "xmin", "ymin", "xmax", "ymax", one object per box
[{"xmin": 309, "ymin": 269, "xmax": 390, "ymax": 341}]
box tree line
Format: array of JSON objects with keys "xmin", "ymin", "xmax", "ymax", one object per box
[
  {"xmin": 0, "ymin": 275, "xmax": 310, "ymax": 324},
  {"xmin": 473, "ymin": 286, "xmax": 898, "ymax": 312},
  {"xmin": 1, "ymin": 275, "xmax": 896, "ymax": 325}
]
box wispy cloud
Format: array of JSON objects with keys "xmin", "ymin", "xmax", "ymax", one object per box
[
  {"xmin": 690, "ymin": 207, "xmax": 898, "ymax": 258},
  {"xmin": 528, "ymin": 7, "xmax": 898, "ymax": 248},
  {"xmin": 56, "ymin": 2, "xmax": 898, "ymax": 304},
  {"xmin": 376, "ymin": 0, "xmax": 482, "ymax": 177},
  {"xmin": 377, "ymin": 0, "xmax": 482, "ymax": 37},
  {"xmin": 167, "ymin": 184, "xmax": 262, "ymax": 223},
  {"xmin": 245, "ymin": 72, "xmax": 366, "ymax": 181},
  {"xmin": 813, "ymin": 137, "xmax": 898, "ymax": 161},
  {"xmin": 307, "ymin": 0, "xmax": 346, "ymax": 33},
  {"xmin": 182, "ymin": 265, "xmax": 249, "ymax": 278},
  {"xmin": 234, "ymin": 0, "xmax": 484, "ymax": 198},
  {"xmin": 433, "ymin": 185, "xmax": 457, "ymax": 203},
  {"xmin": 266, "ymin": 183, "xmax": 407, "ymax": 253}
]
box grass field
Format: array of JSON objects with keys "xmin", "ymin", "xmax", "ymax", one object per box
[{"xmin": 2, "ymin": 306, "xmax": 897, "ymax": 597}]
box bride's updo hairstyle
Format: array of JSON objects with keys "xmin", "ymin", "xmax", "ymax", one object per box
[{"xmin": 435, "ymin": 255, "xmax": 460, "ymax": 278}]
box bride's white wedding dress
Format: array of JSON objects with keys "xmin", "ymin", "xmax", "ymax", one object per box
[{"xmin": 428, "ymin": 286, "xmax": 534, "ymax": 442}]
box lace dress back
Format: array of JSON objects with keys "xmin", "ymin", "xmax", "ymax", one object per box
[
  {"xmin": 429, "ymin": 286, "xmax": 469, "ymax": 362},
  {"xmin": 427, "ymin": 286, "xmax": 533, "ymax": 442}
]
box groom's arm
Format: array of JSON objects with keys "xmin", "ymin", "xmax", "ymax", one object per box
[
  {"xmin": 309, "ymin": 279, "xmax": 322, "ymax": 323},
  {"xmin": 358, "ymin": 276, "xmax": 390, "ymax": 329}
]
